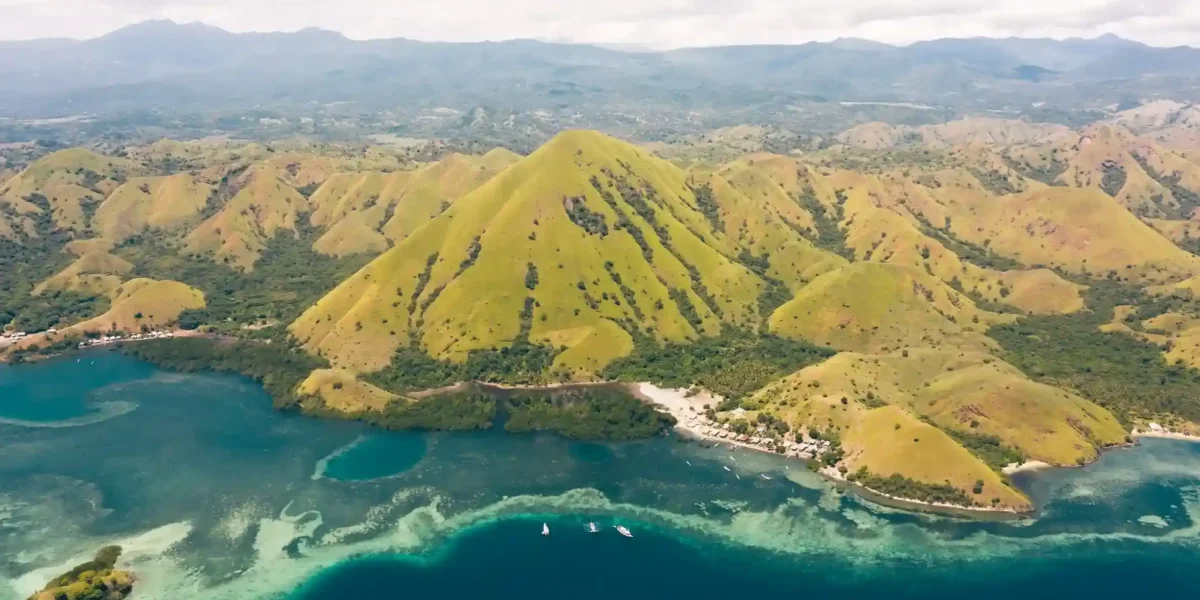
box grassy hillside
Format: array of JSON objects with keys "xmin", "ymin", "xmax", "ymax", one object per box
[
  {"xmin": 5, "ymin": 277, "xmax": 205, "ymax": 356},
  {"xmin": 837, "ymin": 117, "xmax": 1071, "ymax": 150},
  {"xmin": 749, "ymin": 348, "xmax": 1124, "ymax": 466},
  {"xmin": 184, "ymin": 162, "xmax": 312, "ymax": 270},
  {"xmin": 292, "ymin": 130, "xmax": 768, "ymax": 375},
  {"xmin": 298, "ymin": 368, "xmax": 400, "ymax": 412},
  {"xmin": 943, "ymin": 186, "xmax": 1200, "ymax": 284},
  {"xmin": 830, "ymin": 171, "xmax": 1084, "ymax": 315},
  {"xmin": 0, "ymin": 148, "xmax": 137, "ymax": 233},
  {"xmin": 33, "ymin": 251, "xmax": 134, "ymax": 297},
  {"xmin": 699, "ymin": 156, "xmax": 848, "ymax": 290},
  {"xmin": 308, "ymin": 151, "xmax": 517, "ymax": 256},
  {"xmin": 93, "ymin": 173, "xmax": 213, "ymax": 241},
  {"xmin": 990, "ymin": 282, "xmax": 1200, "ymax": 432},
  {"xmin": 769, "ymin": 262, "xmax": 1007, "ymax": 353}
]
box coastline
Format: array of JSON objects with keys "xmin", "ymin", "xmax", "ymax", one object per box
[
  {"xmin": 833, "ymin": 478, "xmax": 1026, "ymax": 520},
  {"xmin": 8, "ymin": 338, "xmax": 1185, "ymax": 521},
  {"xmin": 406, "ymin": 379, "xmax": 622, "ymax": 399},
  {"xmin": 0, "ymin": 328, "xmax": 207, "ymax": 364},
  {"xmin": 631, "ymin": 382, "xmax": 1027, "ymax": 517},
  {"xmin": 1132, "ymin": 428, "xmax": 1200, "ymax": 443},
  {"xmin": 1002, "ymin": 460, "xmax": 1053, "ymax": 475}
]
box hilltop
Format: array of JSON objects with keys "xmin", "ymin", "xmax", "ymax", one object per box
[{"xmin": 291, "ymin": 130, "xmax": 767, "ymax": 374}]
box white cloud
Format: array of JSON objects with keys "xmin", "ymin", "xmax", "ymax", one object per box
[{"xmin": 0, "ymin": 0, "xmax": 1197, "ymax": 48}]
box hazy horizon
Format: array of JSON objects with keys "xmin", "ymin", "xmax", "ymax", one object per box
[{"xmin": 1, "ymin": 0, "xmax": 1198, "ymax": 49}]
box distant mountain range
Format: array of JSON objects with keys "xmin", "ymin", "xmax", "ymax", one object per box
[{"xmin": 1, "ymin": 20, "xmax": 1198, "ymax": 121}]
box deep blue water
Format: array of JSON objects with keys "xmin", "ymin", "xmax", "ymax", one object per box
[
  {"xmin": 292, "ymin": 517, "xmax": 1196, "ymax": 600},
  {"xmin": 1, "ymin": 352, "xmax": 1199, "ymax": 600}
]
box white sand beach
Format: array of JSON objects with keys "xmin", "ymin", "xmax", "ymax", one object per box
[
  {"xmin": 635, "ymin": 382, "xmax": 1028, "ymax": 516},
  {"xmin": 633, "ymin": 383, "xmax": 832, "ymax": 459},
  {"xmin": 1002, "ymin": 460, "xmax": 1053, "ymax": 475},
  {"xmin": 1132, "ymin": 428, "xmax": 1200, "ymax": 443}
]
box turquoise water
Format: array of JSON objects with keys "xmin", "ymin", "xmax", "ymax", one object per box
[
  {"xmin": 1, "ymin": 352, "xmax": 1199, "ymax": 600},
  {"xmin": 315, "ymin": 434, "xmax": 427, "ymax": 481},
  {"xmin": 0, "ymin": 353, "xmax": 154, "ymax": 424}
]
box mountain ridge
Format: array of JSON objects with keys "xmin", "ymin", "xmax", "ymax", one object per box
[{"xmin": 3, "ymin": 20, "xmax": 1198, "ymax": 121}]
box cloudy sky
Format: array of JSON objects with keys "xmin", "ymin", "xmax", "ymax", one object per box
[{"xmin": 1, "ymin": 0, "xmax": 1198, "ymax": 48}]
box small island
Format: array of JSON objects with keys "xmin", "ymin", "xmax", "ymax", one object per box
[{"xmin": 30, "ymin": 546, "xmax": 134, "ymax": 600}]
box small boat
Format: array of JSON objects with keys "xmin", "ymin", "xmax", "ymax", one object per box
[
  {"xmin": 723, "ymin": 466, "xmax": 731, "ymax": 472},
  {"xmin": 729, "ymin": 456, "xmax": 736, "ymax": 461},
  {"xmin": 615, "ymin": 525, "xmax": 633, "ymax": 538},
  {"xmin": 735, "ymin": 474, "xmax": 741, "ymax": 480},
  {"xmin": 587, "ymin": 522, "xmax": 600, "ymax": 533},
  {"xmin": 542, "ymin": 523, "xmax": 550, "ymax": 536},
  {"xmin": 760, "ymin": 474, "xmax": 772, "ymax": 480},
  {"xmin": 685, "ymin": 460, "xmax": 692, "ymax": 466}
]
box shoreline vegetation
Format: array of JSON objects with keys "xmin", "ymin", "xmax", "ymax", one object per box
[
  {"xmin": 11, "ymin": 336, "xmax": 1194, "ymax": 517},
  {"xmin": 1132, "ymin": 428, "xmax": 1200, "ymax": 443},
  {"xmin": 632, "ymin": 383, "xmax": 1029, "ymax": 516},
  {"xmin": 28, "ymin": 545, "xmax": 134, "ymax": 600},
  {"xmin": 631, "ymin": 382, "xmax": 1175, "ymax": 517},
  {"xmin": 117, "ymin": 338, "xmax": 678, "ymax": 441}
]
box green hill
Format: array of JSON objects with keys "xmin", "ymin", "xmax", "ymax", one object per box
[
  {"xmin": 292, "ymin": 130, "xmax": 769, "ymax": 375},
  {"xmin": 0, "ymin": 148, "xmax": 138, "ymax": 234},
  {"xmin": 308, "ymin": 151, "xmax": 517, "ymax": 257},
  {"xmin": 769, "ymin": 262, "xmax": 1008, "ymax": 353}
]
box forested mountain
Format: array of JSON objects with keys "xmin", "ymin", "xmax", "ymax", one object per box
[{"xmin": 2, "ymin": 20, "xmax": 1199, "ymax": 121}]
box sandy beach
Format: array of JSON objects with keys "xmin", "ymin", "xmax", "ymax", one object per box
[
  {"xmin": 1002, "ymin": 460, "xmax": 1053, "ymax": 475},
  {"xmin": 1132, "ymin": 429, "xmax": 1200, "ymax": 443},
  {"xmin": 632, "ymin": 383, "xmax": 715, "ymax": 435},
  {"xmin": 632, "ymin": 383, "xmax": 833, "ymax": 459},
  {"xmin": 634, "ymin": 382, "xmax": 1031, "ymax": 517}
]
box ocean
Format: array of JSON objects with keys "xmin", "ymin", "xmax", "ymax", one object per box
[{"xmin": 1, "ymin": 351, "xmax": 1198, "ymax": 600}]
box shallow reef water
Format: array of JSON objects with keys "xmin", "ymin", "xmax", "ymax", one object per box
[{"xmin": 1, "ymin": 352, "xmax": 1198, "ymax": 599}]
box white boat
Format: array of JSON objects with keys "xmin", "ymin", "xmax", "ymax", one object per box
[
  {"xmin": 615, "ymin": 525, "xmax": 633, "ymax": 538},
  {"xmin": 723, "ymin": 466, "xmax": 731, "ymax": 472},
  {"xmin": 685, "ymin": 460, "xmax": 692, "ymax": 466},
  {"xmin": 760, "ymin": 474, "xmax": 772, "ymax": 480},
  {"xmin": 735, "ymin": 474, "xmax": 741, "ymax": 480},
  {"xmin": 587, "ymin": 522, "xmax": 599, "ymax": 533},
  {"xmin": 729, "ymin": 456, "xmax": 736, "ymax": 461},
  {"xmin": 542, "ymin": 523, "xmax": 550, "ymax": 536}
]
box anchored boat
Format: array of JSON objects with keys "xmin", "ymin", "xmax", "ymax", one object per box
[{"xmin": 615, "ymin": 525, "xmax": 633, "ymax": 538}]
